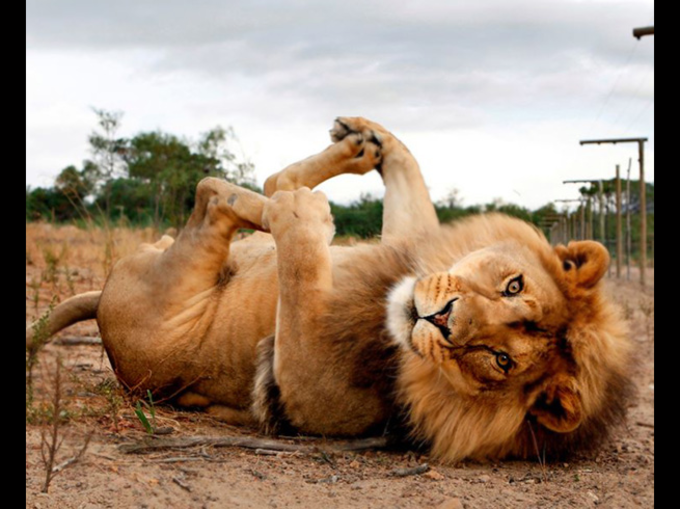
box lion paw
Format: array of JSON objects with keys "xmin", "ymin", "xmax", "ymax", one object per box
[
  {"xmin": 330, "ymin": 119, "xmax": 383, "ymax": 174},
  {"xmin": 330, "ymin": 117, "xmax": 384, "ymax": 148},
  {"xmin": 262, "ymin": 188, "xmax": 335, "ymax": 242}
]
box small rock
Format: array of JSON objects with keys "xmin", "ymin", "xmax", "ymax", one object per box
[
  {"xmin": 587, "ymin": 491, "xmax": 599, "ymax": 504},
  {"xmin": 477, "ymin": 474, "xmax": 491, "ymax": 483},
  {"xmin": 424, "ymin": 469, "xmax": 445, "ymax": 480},
  {"xmin": 435, "ymin": 497, "xmax": 464, "ymax": 509},
  {"xmin": 348, "ymin": 460, "xmax": 361, "ymax": 469}
]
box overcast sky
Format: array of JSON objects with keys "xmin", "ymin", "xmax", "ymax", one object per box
[{"xmin": 26, "ymin": 0, "xmax": 654, "ymax": 210}]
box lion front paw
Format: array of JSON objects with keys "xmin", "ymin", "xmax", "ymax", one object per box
[{"xmin": 262, "ymin": 187, "xmax": 335, "ymax": 243}]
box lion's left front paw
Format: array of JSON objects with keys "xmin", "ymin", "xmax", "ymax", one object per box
[{"xmin": 330, "ymin": 117, "xmax": 383, "ymax": 148}]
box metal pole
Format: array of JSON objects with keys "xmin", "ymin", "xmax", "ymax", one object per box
[{"xmin": 615, "ymin": 164, "xmax": 623, "ymax": 279}]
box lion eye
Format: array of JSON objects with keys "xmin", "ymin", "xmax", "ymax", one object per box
[
  {"xmin": 495, "ymin": 352, "xmax": 512, "ymax": 371},
  {"xmin": 503, "ymin": 275, "xmax": 524, "ymax": 296}
]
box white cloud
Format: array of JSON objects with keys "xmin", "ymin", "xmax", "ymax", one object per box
[{"xmin": 26, "ymin": 0, "xmax": 654, "ymax": 210}]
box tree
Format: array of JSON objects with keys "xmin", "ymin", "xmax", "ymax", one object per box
[
  {"xmin": 197, "ymin": 126, "xmax": 256, "ymax": 186},
  {"xmin": 88, "ymin": 108, "xmax": 126, "ymax": 216},
  {"xmin": 55, "ymin": 165, "xmax": 92, "ymax": 202}
]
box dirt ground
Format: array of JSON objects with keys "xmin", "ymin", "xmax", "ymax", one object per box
[{"xmin": 25, "ymin": 224, "xmax": 654, "ymax": 508}]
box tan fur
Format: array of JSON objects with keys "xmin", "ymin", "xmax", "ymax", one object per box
[{"xmin": 27, "ymin": 117, "xmax": 633, "ymax": 463}]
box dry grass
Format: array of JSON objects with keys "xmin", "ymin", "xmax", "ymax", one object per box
[{"xmin": 25, "ymin": 222, "xmax": 257, "ymax": 436}]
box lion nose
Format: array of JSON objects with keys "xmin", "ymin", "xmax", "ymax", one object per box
[{"xmin": 421, "ymin": 298, "xmax": 457, "ymax": 340}]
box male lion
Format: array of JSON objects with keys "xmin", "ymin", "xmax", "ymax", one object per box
[{"xmin": 27, "ymin": 117, "xmax": 633, "ymax": 462}]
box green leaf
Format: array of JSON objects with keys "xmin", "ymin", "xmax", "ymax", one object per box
[{"xmin": 134, "ymin": 401, "xmax": 153, "ymax": 434}]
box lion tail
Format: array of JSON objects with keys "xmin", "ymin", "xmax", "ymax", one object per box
[{"xmin": 26, "ymin": 291, "xmax": 101, "ymax": 350}]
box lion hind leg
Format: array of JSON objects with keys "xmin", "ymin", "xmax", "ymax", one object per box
[
  {"xmin": 174, "ymin": 391, "xmax": 255, "ymax": 425},
  {"xmin": 149, "ymin": 178, "xmax": 270, "ymax": 309},
  {"xmin": 206, "ymin": 405, "xmax": 257, "ymax": 426}
]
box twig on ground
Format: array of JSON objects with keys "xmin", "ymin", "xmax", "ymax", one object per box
[
  {"xmin": 54, "ymin": 336, "xmax": 102, "ymax": 346},
  {"xmin": 255, "ymin": 448, "xmax": 281, "ymax": 456},
  {"xmin": 149, "ymin": 457, "xmax": 213, "ymax": 463},
  {"xmin": 119, "ymin": 435, "xmax": 389, "ymax": 455},
  {"xmin": 172, "ymin": 476, "xmax": 192, "ymax": 492}
]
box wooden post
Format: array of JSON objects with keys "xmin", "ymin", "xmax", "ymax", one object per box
[
  {"xmin": 633, "ymin": 26, "xmax": 654, "ymax": 39},
  {"xmin": 598, "ymin": 180, "xmax": 606, "ymax": 252},
  {"xmin": 615, "ymin": 164, "xmax": 623, "ymax": 278},
  {"xmin": 579, "ymin": 138, "xmax": 647, "ymax": 286},
  {"xmin": 639, "ymin": 140, "xmax": 646, "ymax": 287},
  {"xmin": 586, "ymin": 196, "xmax": 593, "ymax": 240},
  {"xmin": 626, "ymin": 159, "xmax": 632, "ymax": 281}
]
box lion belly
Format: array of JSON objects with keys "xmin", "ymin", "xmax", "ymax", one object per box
[
  {"xmin": 96, "ymin": 235, "xmax": 367, "ymax": 412},
  {"xmin": 96, "ymin": 237, "xmax": 279, "ymax": 407}
]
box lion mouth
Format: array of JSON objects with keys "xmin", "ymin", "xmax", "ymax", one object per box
[{"xmin": 418, "ymin": 298, "xmax": 458, "ymax": 345}]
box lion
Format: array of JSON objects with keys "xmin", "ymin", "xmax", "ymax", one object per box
[{"xmin": 26, "ymin": 117, "xmax": 634, "ymax": 463}]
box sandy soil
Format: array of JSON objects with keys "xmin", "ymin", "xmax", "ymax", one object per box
[{"xmin": 25, "ymin": 224, "xmax": 654, "ymax": 508}]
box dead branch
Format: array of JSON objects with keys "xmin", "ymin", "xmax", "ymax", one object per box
[
  {"xmin": 53, "ymin": 336, "xmax": 102, "ymax": 346},
  {"xmin": 172, "ymin": 476, "xmax": 192, "ymax": 492},
  {"xmin": 119, "ymin": 435, "xmax": 390, "ymax": 455},
  {"xmin": 52, "ymin": 431, "xmax": 93, "ymax": 474},
  {"xmin": 333, "ymin": 436, "xmax": 390, "ymax": 451},
  {"xmin": 255, "ymin": 448, "xmax": 281, "ymax": 456},
  {"xmin": 39, "ymin": 356, "xmax": 94, "ymax": 493},
  {"xmin": 40, "ymin": 356, "xmax": 64, "ymax": 493},
  {"xmin": 149, "ymin": 456, "xmax": 213, "ymax": 463}
]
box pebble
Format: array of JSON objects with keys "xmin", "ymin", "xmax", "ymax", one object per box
[
  {"xmin": 477, "ymin": 474, "xmax": 491, "ymax": 483},
  {"xmin": 435, "ymin": 497, "xmax": 464, "ymax": 509},
  {"xmin": 424, "ymin": 469, "xmax": 445, "ymax": 480}
]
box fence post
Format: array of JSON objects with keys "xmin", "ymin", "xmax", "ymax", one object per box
[{"xmin": 615, "ymin": 165, "xmax": 622, "ymax": 278}]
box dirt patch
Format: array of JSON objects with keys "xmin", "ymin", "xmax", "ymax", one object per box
[{"xmin": 25, "ymin": 225, "xmax": 654, "ymax": 508}]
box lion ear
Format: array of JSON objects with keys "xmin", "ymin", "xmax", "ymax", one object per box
[
  {"xmin": 554, "ymin": 240, "xmax": 609, "ymax": 289},
  {"xmin": 528, "ymin": 375, "xmax": 583, "ymax": 433}
]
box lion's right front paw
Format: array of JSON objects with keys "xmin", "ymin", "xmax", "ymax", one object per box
[{"xmin": 262, "ymin": 188, "xmax": 335, "ymax": 243}]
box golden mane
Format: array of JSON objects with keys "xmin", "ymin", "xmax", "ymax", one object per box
[
  {"xmin": 394, "ymin": 214, "xmax": 634, "ymax": 461},
  {"xmin": 315, "ymin": 213, "xmax": 633, "ymax": 461}
]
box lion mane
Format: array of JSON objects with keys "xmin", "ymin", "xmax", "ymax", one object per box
[{"xmin": 256, "ymin": 214, "xmax": 634, "ymax": 462}]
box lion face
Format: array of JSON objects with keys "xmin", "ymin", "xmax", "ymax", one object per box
[{"xmin": 387, "ymin": 238, "xmax": 620, "ymax": 453}]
